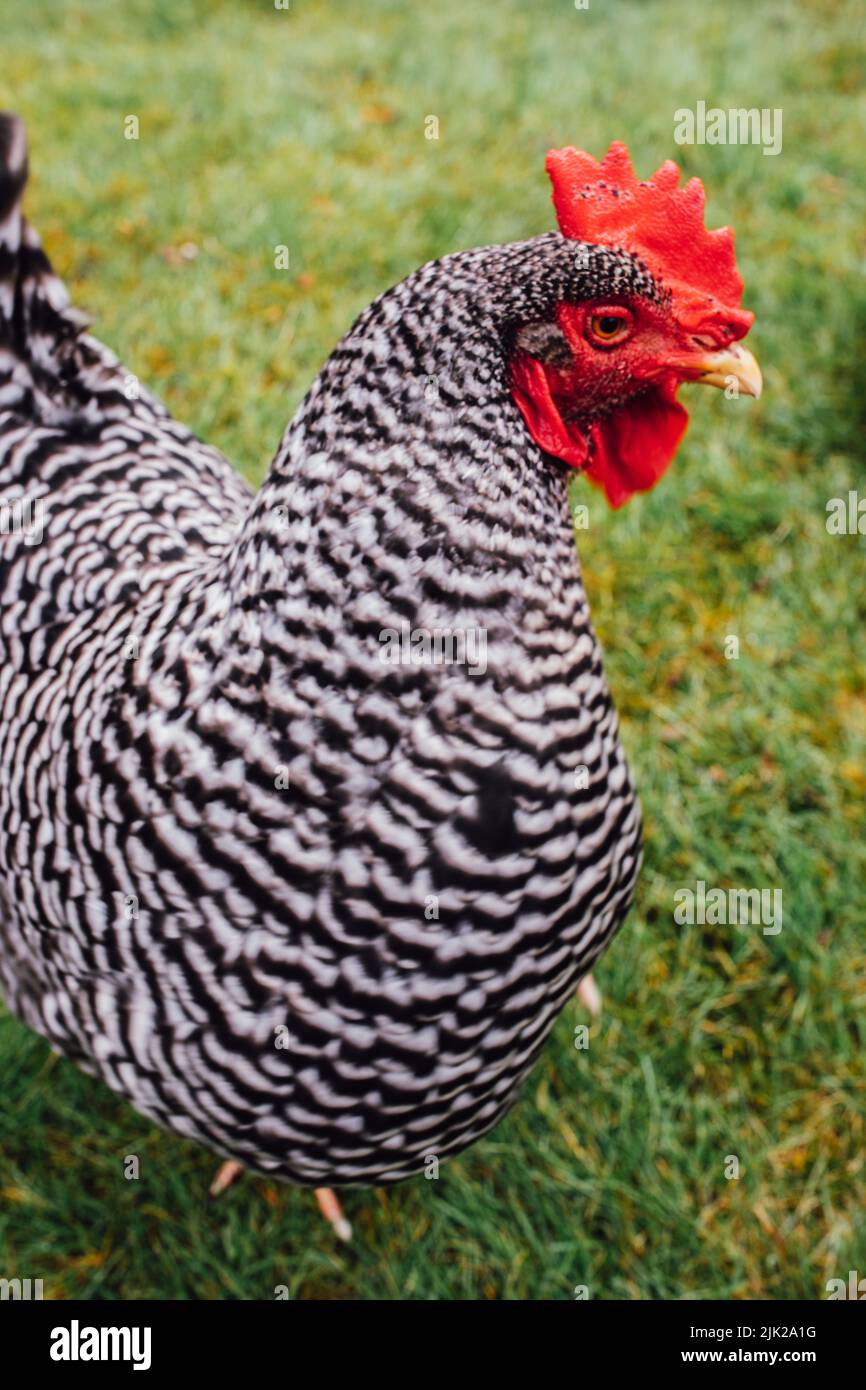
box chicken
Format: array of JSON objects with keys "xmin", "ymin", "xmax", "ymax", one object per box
[{"xmin": 0, "ymin": 115, "xmax": 760, "ymax": 1237}]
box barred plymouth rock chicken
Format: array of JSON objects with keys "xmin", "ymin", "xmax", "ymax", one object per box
[{"xmin": 0, "ymin": 115, "xmax": 760, "ymax": 1238}]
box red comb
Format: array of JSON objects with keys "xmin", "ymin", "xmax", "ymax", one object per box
[{"xmin": 546, "ymin": 142, "xmax": 747, "ymax": 323}]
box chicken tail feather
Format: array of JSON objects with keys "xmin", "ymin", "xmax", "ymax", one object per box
[{"xmin": 0, "ymin": 113, "xmax": 107, "ymax": 422}]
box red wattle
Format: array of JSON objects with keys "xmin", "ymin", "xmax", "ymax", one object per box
[
  {"xmin": 585, "ymin": 388, "xmax": 689, "ymax": 509},
  {"xmin": 510, "ymin": 356, "xmax": 589, "ymax": 472},
  {"xmin": 511, "ymin": 356, "xmax": 690, "ymax": 509}
]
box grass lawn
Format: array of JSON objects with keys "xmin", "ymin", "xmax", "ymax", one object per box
[{"xmin": 0, "ymin": 0, "xmax": 864, "ymax": 1300}]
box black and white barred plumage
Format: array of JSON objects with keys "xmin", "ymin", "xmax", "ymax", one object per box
[{"xmin": 0, "ymin": 114, "xmax": 644, "ymax": 1186}]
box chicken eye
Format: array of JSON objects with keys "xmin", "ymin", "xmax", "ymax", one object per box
[{"xmin": 586, "ymin": 310, "xmax": 632, "ymax": 347}]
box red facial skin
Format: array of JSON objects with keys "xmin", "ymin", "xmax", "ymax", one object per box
[{"xmin": 511, "ymin": 293, "xmax": 755, "ymax": 509}]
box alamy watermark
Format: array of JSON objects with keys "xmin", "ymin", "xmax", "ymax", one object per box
[
  {"xmin": 50, "ymin": 1321, "xmax": 151, "ymax": 1371},
  {"xmin": 0, "ymin": 495, "xmax": 44, "ymax": 545},
  {"xmin": 674, "ymin": 879, "xmax": 782, "ymax": 935},
  {"xmin": 1, "ymin": 1276, "xmax": 43, "ymax": 1299},
  {"xmin": 826, "ymin": 1270, "xmax": 866, "ymax": 1300},
  {"xmin": 674, "ymin": 102, "xmax": 782, "ymax": 157},
  {"xmin": 379, "ymin": 622, "xmax": 487, "ymax": 676},
  {"xmin": 826, "ymin": 490, "xmax": 866, "ymax": 535}
]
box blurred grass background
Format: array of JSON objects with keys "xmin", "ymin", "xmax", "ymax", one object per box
[{"xmin": 1, "ymin": 0, "xmax": 864, "ymax": 1300}]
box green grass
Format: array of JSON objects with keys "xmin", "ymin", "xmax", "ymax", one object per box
[{"xmin": 1, "ymin": 0, "xmax": 865, "ymax": 1300}]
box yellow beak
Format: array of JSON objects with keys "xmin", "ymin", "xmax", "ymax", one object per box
[{"xmin": 691, "ymin": 343, "xmax": 763, "ymax": 399}]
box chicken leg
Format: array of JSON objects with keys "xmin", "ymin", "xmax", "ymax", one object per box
[
  {"xmin": 209, "ymin": 1160, "xmax": 352, "ymax": 1242},
  {"xmin": 576, "ymin": 972, "xmax": 602, "ymax": 1017}
]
